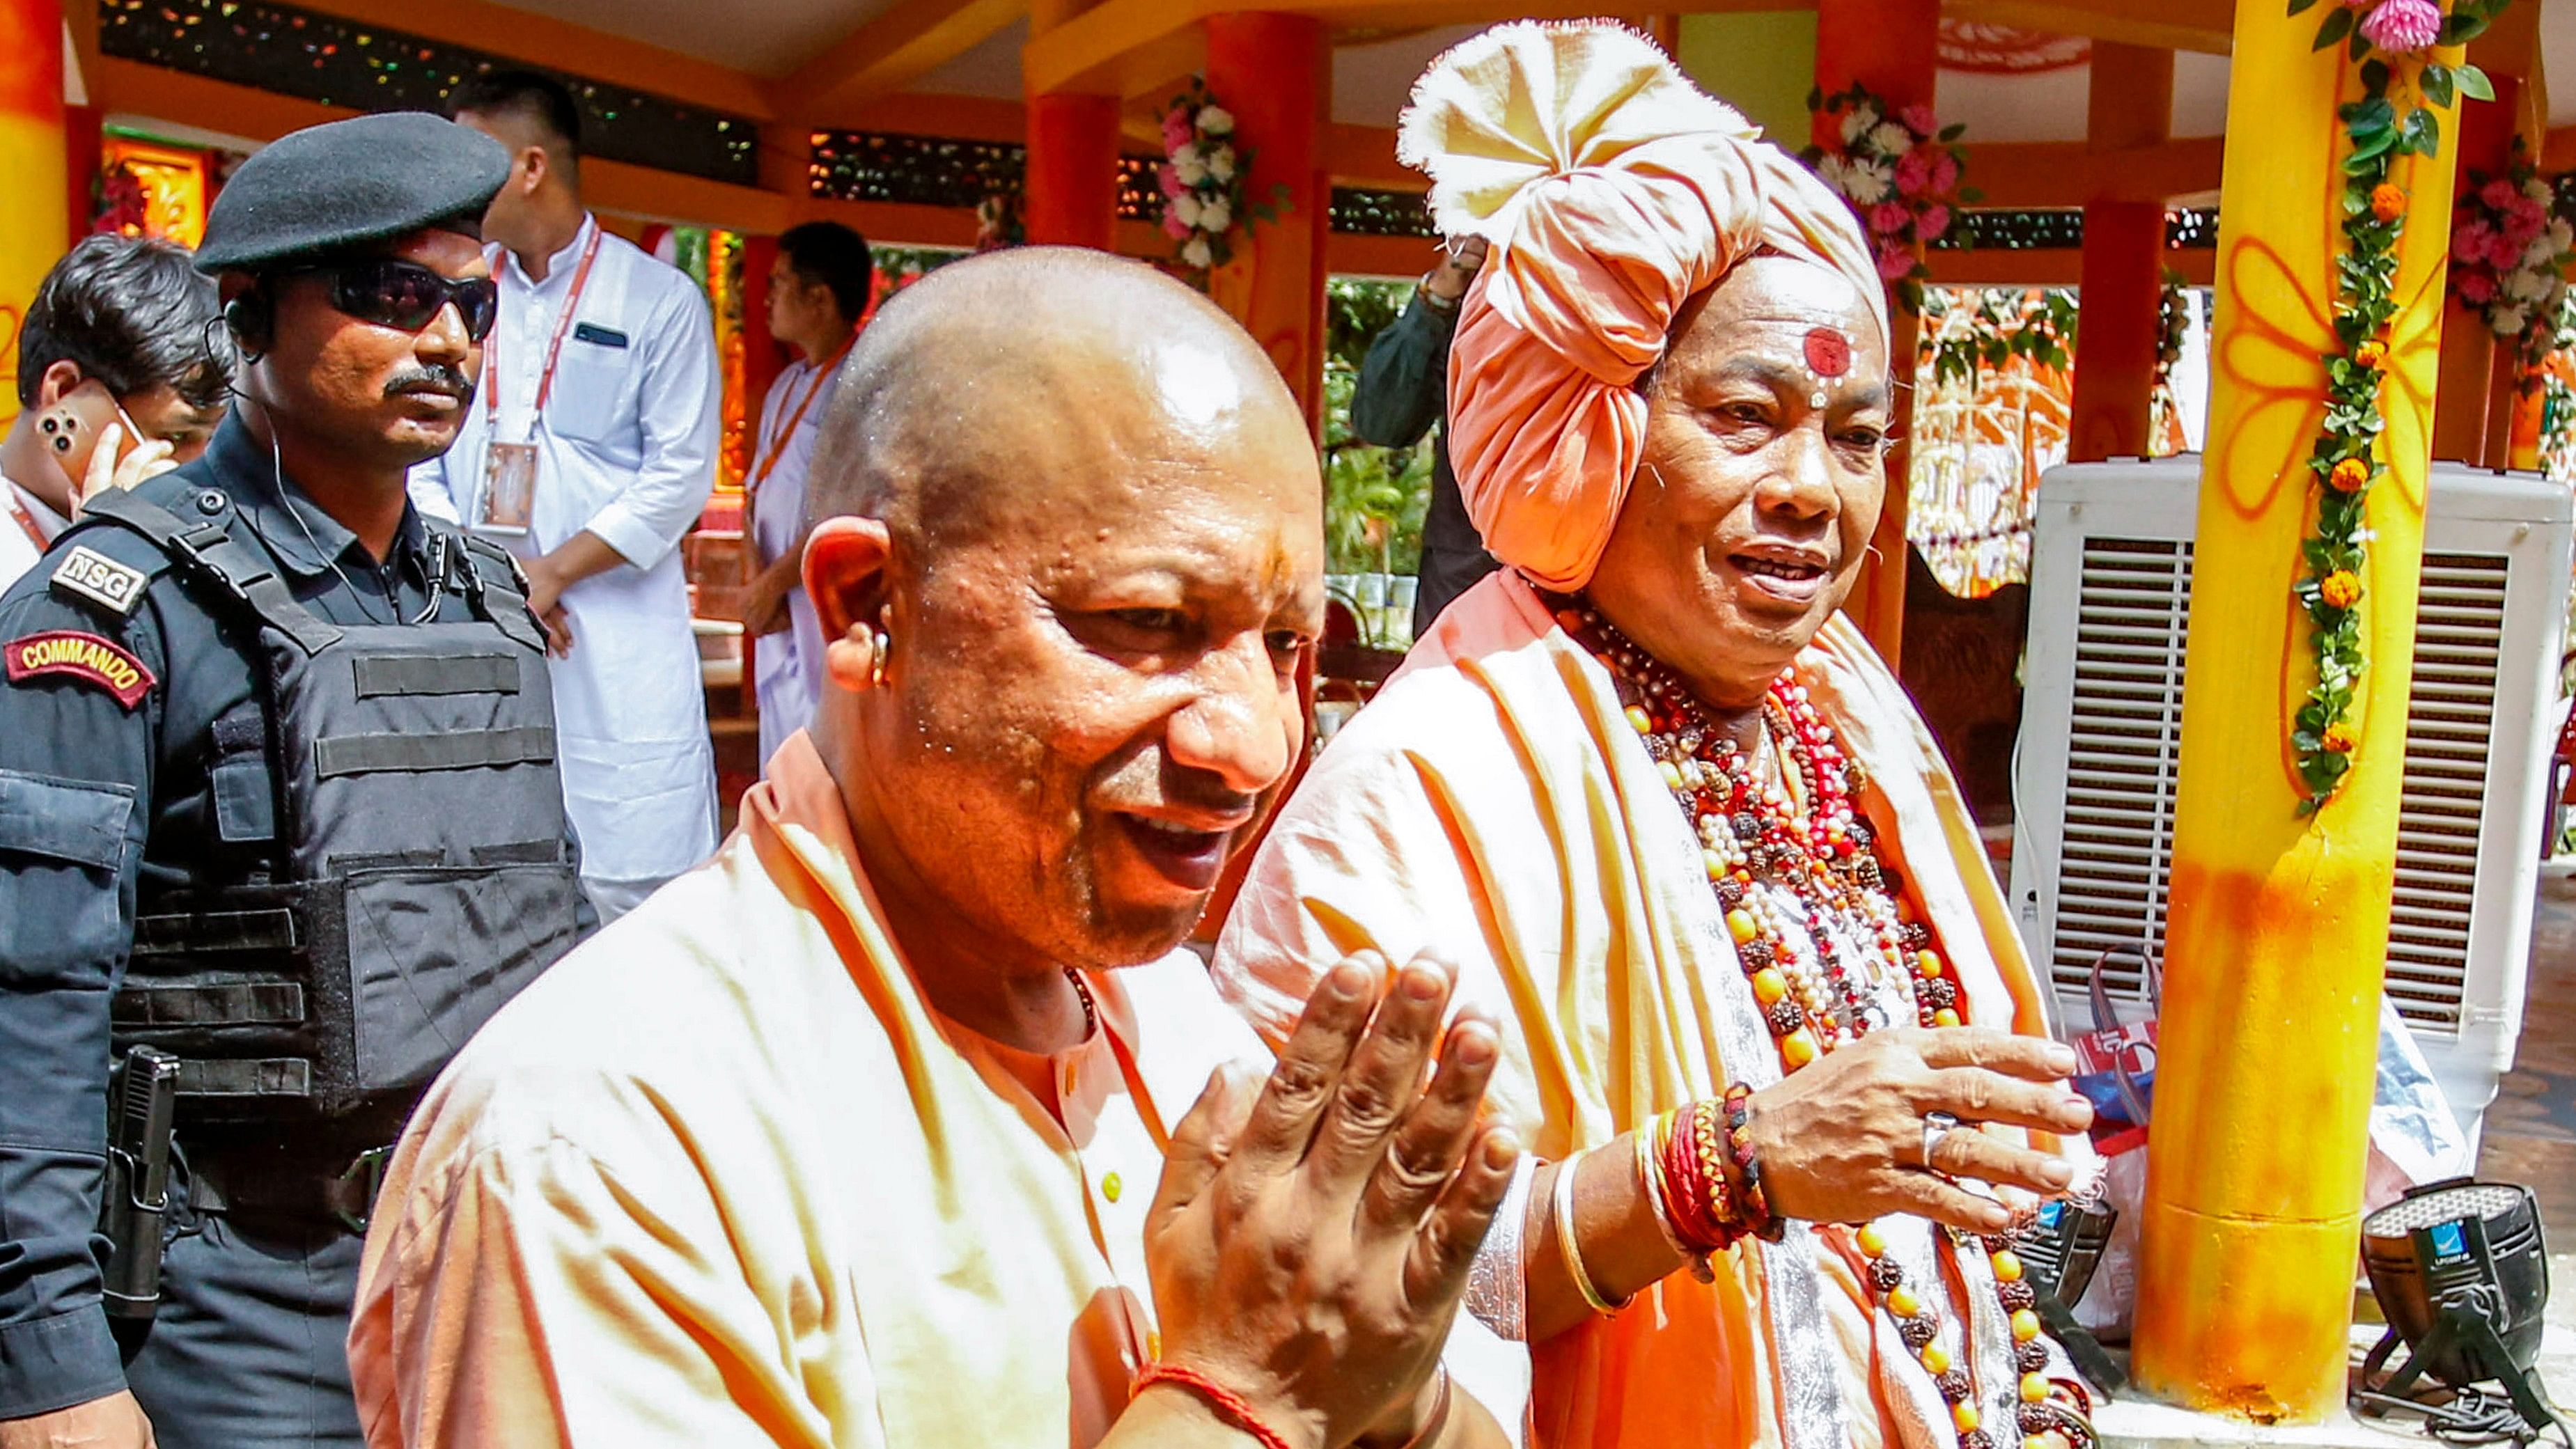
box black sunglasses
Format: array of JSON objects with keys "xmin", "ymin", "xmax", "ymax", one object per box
[{"xmin": 294, "ymin": 260, "xmax": 499, "ymax": 340}]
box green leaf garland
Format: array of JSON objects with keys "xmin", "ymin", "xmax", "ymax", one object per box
[{"xmin": 2287, "ymin": 0, "xmax": 2510, "ymax": 812}]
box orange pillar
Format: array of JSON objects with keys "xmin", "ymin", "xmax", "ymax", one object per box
[
  {"xmin": 1024, "ymin": 0, "xmax": 1118, "ymax": 250},
  {"xmin": 1205, "ymin": 12, "xmax": 1327, "ymax": 436},
  {"xmin": 2068, "ymin": 44, "xmax": 2173, "ymax": 462},
  {"xmin": 0, "ymin": 0, "xmax": 66, "ymax": 431},
  {"xmin": 2430, "ymin": 77, "xmax": 2518, "ymax": 465},
  {"xmin": 1815, "ymin": 0, "xmax": 1934, "ymax": 667}
]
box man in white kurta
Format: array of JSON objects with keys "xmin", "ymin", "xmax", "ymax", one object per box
[
  {"xmin": 416, "ymin": 73, "xmax": 719, "ymax": 920},
  {"xmin": 742, "ymin": 224, "xmax": 871, "ymax": 763},
  {"xmin": 747, "ymin": 359, "xmax": 832, "ymax": 760}
]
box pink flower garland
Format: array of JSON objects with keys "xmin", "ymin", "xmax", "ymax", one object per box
[
  {"xmin": 1156, "ymin": 78, "xmax": 1279, "ymax": 283},
  {"xmin": 1800, "ymin": 84, "xmax": 1977, "ymax": 308},
  {"xmin": 2446, "ymin": 142, "xmax": 2571, "ymax": 358}
]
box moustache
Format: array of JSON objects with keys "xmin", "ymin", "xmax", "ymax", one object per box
[{"xmin": 385, "ymin": 366, "xmax": 474, "ymax": 405}]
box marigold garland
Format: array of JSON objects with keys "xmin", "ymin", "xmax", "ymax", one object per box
[{"xmin": 2283, "ymin": 0, "xmax": 2507, "ymax": 810}]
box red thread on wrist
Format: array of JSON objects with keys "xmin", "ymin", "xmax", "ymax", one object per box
[{"xmin": 1134, "ymin": 1363, "xmax": 1297, "ymax": 1449}]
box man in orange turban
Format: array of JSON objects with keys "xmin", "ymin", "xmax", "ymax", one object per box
[{"xmin": 1218, "ymin": 22, "xmax": 2101, "ymax": 1449}]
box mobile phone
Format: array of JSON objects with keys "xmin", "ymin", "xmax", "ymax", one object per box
[{"xmin": 49, "ymin": 380, "xmax": 145, "ymax": 502}]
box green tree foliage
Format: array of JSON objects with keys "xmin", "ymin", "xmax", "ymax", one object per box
[{"xmin": 1322, "ymin": 276, "xmax": 1434, "ymax": 576}]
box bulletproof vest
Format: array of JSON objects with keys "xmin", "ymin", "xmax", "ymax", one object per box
[{"xmin": 81, "ymin": 487, "xmax": 583, "ymax": 1140}]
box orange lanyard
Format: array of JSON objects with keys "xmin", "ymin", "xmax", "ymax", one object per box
[
  {"xmin": 493, "ymin": 226, "xmax": 604, "ymax": 428},
  {"xmin": 8, "ymin": 487, "xmax": 51, "ymax": 552},
  {"xmin": 751, "ymin": 339, "xmax": 853, "ymax": 492}
]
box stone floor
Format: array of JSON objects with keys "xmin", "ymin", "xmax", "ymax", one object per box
[
  {"xmin": 2096, "ymin": 872, "xmax": 2576, "ymax": 1447},
  {"xmin": 2471, "ymin": 869, "xmax": 2576, "ymax": 1428},
  {"xmin": 2480, "ymin": 871, "xmax": 2576, "ymax": 1245}
]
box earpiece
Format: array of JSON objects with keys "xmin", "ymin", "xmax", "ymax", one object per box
[{"xmin": 223, "ymin": 290, "xmax": 272, "ymax": 360}]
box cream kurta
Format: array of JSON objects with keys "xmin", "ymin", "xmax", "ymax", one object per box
[
  {"xmin": 349, "ymin": 732, "xmax": 1269, "ymax": 1447},
  {"xmin": 1215, "ymin": 572, "xmax": 2082, "ymax": 1449}
]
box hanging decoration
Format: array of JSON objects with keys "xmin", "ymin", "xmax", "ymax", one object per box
[
  {"xmin": 1802, "ymin": 84, "xmax": 1978, "ymax": 311},
  {"xmin": 2282, "ymin": 0, "xmax": 2506, "ymax": 810},
  {"xmin": 2156, "ymin": 267, "xmax": 2190, "ymax": 400},
  {"xmin": 1156, "ymin": 79, "xmax": 1286, "ymax": 284},
  {"xmin": 1908, "ymin": 288, "xmax": 2075, "ymax": 598},
  {"xmin": 2446, "ymin": 140, "xmax": 2573, "ymax": 366},
  {"xmin": 2146, "ymin": 268, "xmax": 2192, "ymax": 455},
  {"xmin": 973, "ymin": 190, "xmax": 1025, "ymax": 251}
]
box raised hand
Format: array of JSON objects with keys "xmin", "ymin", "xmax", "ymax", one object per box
[
  {"xmin": 1141, "ymin": 953, "xmax": 1518, "ymax": 1449},
  {"xmin": 0, "ymin": 1388, "xmax": 159, "ymax": 1449},
  {"xmin": 1744, "ymin": 1026, "xmax": 2093, "ymax": 1232}
]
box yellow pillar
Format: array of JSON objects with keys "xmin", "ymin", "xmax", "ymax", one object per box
[
  {"xmin": 2128, "ymin": 0, "xmax": 2464, "ymax": 1424},
  {"xmin": 0, "ymin": 0, "xmax": 66, "ymax": 432}
]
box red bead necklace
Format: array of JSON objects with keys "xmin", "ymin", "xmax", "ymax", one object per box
[{"xmin": 1559, "ymin": 597, "xmax": 2094, "ymax": 1449}]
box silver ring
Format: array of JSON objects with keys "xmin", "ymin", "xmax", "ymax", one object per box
[{"xmin": 1921, "ymin": 1111, "xmax": 1962, "ymax": 1170}]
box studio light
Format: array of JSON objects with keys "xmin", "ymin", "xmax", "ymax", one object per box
[
  {"xmin": 2011, "ymin": 1195, "xmax": 2124, "ymax": 1391},
  {"xmin": 2017, "ymin": 1196, "xmax": 2117, "ymax": 1308},
  {"xmin": 2355, "ymin": 1177, "xmax": 2568, "ymax": 1446}
]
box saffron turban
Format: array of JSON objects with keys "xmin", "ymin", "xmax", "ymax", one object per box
[{"xmin": 1402, "ymin": 21, "xmax": 1891, "ymax": 591}]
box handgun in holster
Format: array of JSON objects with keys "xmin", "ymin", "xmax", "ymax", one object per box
[{"xmin": 100, "ymin": 1044, "xmax": 179, "ymax": 1320}]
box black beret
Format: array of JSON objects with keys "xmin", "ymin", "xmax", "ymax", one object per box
[{"xmin": 194, "ymin": 111, "xmax": 510, "ymax": 274}]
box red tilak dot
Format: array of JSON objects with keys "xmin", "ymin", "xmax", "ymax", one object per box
[{"xmin": 1804, "ymin": 327, "xmax": 1852, "ymax": 379}]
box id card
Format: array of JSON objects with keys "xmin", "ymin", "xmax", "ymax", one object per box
[{"xmin": 481, "ymin": 441, "xmax": 538, "ymax": 533}]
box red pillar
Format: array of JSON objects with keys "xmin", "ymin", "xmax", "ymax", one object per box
[
  {"xmin": 1025, "ymin": 0, "xmax": 1119, "ymax": 251},
  {"xmin": 2068, "ymin": 43, "xmax": 2176, "ymax": 462},
  {"xmin": 2430, "ymin": 77, "xmax": 2519, "ymax": 467},
  {"xmin": 64, "ymin": 104, "xmax": 98, "ymax": 244},
  {"xmin": 1205, "ymin": 12, "xmax": 1327, "ymax": 434},
  {"xmin": 1025, "ymin": 94, "xmax": 1120, "ymax": 250},
  {"xmin": 2068, "ymin": 205, "xmax": 2164, "ymax": 460},
  {"xmin": 1815, "ymin": 0, "xmax": 1935, "ymax": 668}
]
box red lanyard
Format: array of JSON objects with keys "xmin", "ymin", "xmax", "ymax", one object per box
[
  {"xmin": 751, "ymin": 339, "xmax": 853, "ymax": 492},
  {"xmin": 492, "ymin": 226, "xmax": 604, "ymax": 426},
  {"xmin": 8, "ymin": 487, "xmax": 52, "ymax": 552}
]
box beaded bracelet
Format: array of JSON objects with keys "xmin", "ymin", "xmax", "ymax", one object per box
[
  {"xmin": 1652, "ymin": 1097, "xmax": 1755, "ymax": 1253},
  {"xmin": 1722, "ymin": 1083, "xmax": 1786, "ymax": 1243},
  {"xmin": 1133, "ymin": 1363, "xmax": 1295, "ymax": 1449}
]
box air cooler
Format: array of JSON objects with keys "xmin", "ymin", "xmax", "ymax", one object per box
[{"xmin": 2009, "ymin": 458, "xmax": 2573, "ymax": 1143}]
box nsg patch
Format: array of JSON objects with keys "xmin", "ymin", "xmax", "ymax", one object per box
[
  {"xmin": 4, "ymin": 629, "xmax": 155, "ymax": 709},
  {"xmin": 50, "ymin": 545, "xmax": 150, "ymax": 617}
]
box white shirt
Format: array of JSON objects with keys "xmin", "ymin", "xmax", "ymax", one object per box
[
  {"xmin": 0, "ymin": 478, "xmax": 71, "ymax": 596},
  {"xmin": 410, "ymin": 214, "xmax": 720, "ymax": 886},
  {"xmin": 747, "ymin": 354, "xmax": 838, "ymax": 765}
]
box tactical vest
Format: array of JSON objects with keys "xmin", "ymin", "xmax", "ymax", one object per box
[{"xmin": 81, "ymin": 487, "xmax": 584, "ymax": 1141}]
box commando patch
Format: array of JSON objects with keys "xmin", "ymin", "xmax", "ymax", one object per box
[
  {"xmin": 50, "ymin": 545, "xmax": 150, "ymax": 618},
  {"xmin": 5, "ymin": 630, "xmax": 155, "ymax": 709}
]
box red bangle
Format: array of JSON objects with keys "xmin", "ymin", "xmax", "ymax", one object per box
[{"xmin": 1134, "ymin": 1363, "xmax": 1296, "ymax": 1449}]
